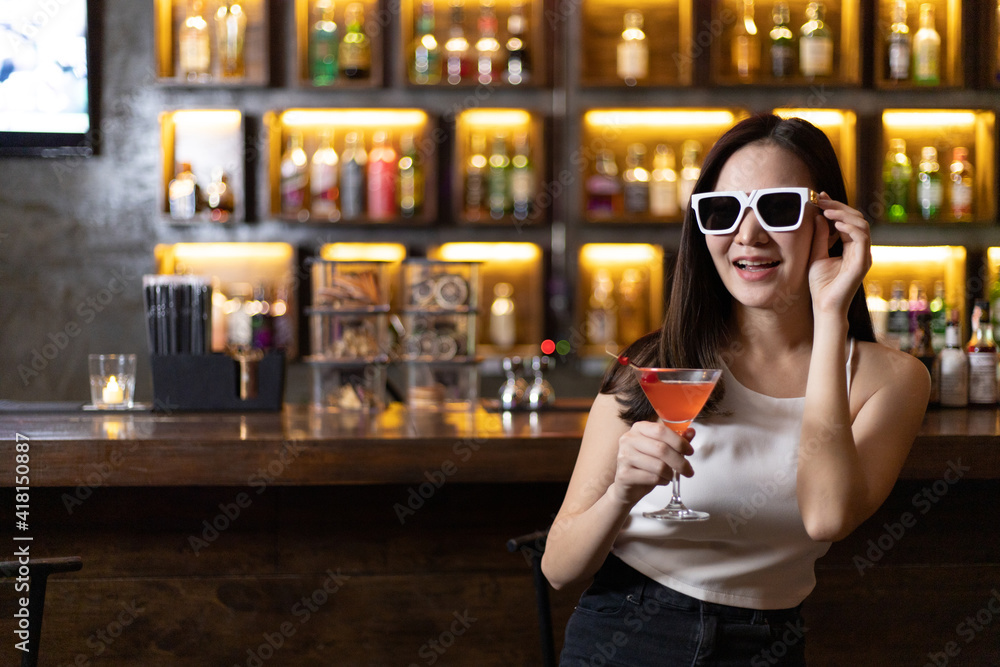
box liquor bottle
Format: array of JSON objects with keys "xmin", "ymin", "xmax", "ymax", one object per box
[
  {"xmin": 799, "ymin": 2, "xmax": 833, "ymax": 78},
  {"xmin": 205, "ymin": 166, "xmax": 234, "ymax": 223},
  {"xmin": 617, "ymin": 267, "xmax": 648, "ymax": 344},
  {"xmin": 340, "ymin": 130, "xmax": 367, "ymax": 220},
  {"xmin": 489, "ymin": 282, "xmax": 516, "ymax": 350},
  {"xmin": 279, "ymin": 132, "xmax": 308, "ymax": 219},
  {"xmin": 168, "ymin": 162, "xmax": 199, "ymax": 220},
  {"xmin": 409, "ymin": 0, "xmax": 441, "ymax": 85},
  {"xmin": 617, "ymin": 10, "xmax": 648, "ymax": 86},
  {"xmin": 398, "ymin": 132, "xmax": 422, "ymax": 218},
  {"xmin": 178, "ymin": 0, "xmax": 211, "ymax": 82},
  {"xmin": 215, "ymin": 2, "xmax": 247, "ymax": 79},
  {"xmin": 966, "ymin": 301, "xmax": 997, "ymax": 404},
  {"xmin": 911, "ymin": 312, "xmax": 937, "ymax": 403},
  {"xmin": 649, "ymin": 144, "xmax": 679, "ymax": 218},
  {"xmin": 622, "ymin": 143, "xmax": 650, "ymax": 215},
  {"xmin": 929, "ymin": 280, "xmax": 947, "ymax": 351},
  {"xmin": 585, "ymin": 150, "xmax": 622, "ymax": 219},
  {"xmin": 310, "ymin": 129, "xmax": 340, "ymax": 222},
  {"xmin": 866, "ymin": 282, "xmax": 888, "ymax": 344},
  {"xmin": 309, "ymin": 0, "xmax": 339, "ymax": 85},
  {"xmin": 367, "ymin": 130, "xmax": 397, "ymax": 221},
  {"xmin": 937, "ymin": 313, "xmax": 968, "ymax": 407},
  {"xmin": 504, "ymin": 0, "xmax": 529, "ymax": 85},
  {"xmin": 487, "ymin": 133, "xmax": 511, "ymax": 220},
  {"xmin": 586, "ymin": 269, "xmax": 617, "ymax": 345},
  {"xmin": 990, "ymin": 277, "xmax": 1000, "ymax": 344},
  {"xmin": 678, "ymin": 140, "xmax": 702, "ymax": 211},
  {"xmin": 465, "ymin": 133, "xmax": 488, "ymax": 221},
  {"xmin": 475, "ymin": 0, "xmax": 503, "ymax": 85},
  {"xmin": 510, "ymin": 131, "xmax": 533, "ymax": 221},
  {"xmin": 912, "ymin": 3, "xmax": 940, "ymax": 86},
  {"xmin": 908, "ymin": 280, "xmax": 929, "ymax": 346},
  {"xmin": 916, "ymin": 146, "xmax": 942, "ymax": 221},
  {"xmin": 444, "ymin": 0, "xmax": 471, "ymax": 85},
  {"xmin": 769, "ymin": 1, "xmax": 794, "ymax": 79},
  {"xmin": 732, "ymin": 0, "xmax": 760, "ymax": 81},
  {"xmin": 886, "ymin": 279, "xmax": 910, "ymax": 351},
  {"xmin": 339, "ymin": 2, "xmax": 370, "ymax": 79},
  {"xmin": 886, "ymin": 0, "xmax": 910, "ymax": 82},
  {"xmin": 949, "ymin": 147, "xmax": 974, "ymax": 221},
  {"xmin": 882, "ymin": 138, "xmax": 911, "ymax": 223}
]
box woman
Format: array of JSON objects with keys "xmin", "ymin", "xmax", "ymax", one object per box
[{"xmin": 542, "ymin": 114, "xmax": 930, "ymax": 665}]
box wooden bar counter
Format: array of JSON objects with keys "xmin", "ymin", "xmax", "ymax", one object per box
[{"xmin": 1, "ymin": 403, "xmax": 998, "ymax": 665}]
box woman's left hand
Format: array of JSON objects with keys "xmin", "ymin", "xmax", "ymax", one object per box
[{"xmin": 808, "ymin": 192, "xmax": 872, "ymax": 316}]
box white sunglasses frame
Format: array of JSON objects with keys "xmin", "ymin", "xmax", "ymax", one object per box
[{"xmin": 691, "ymin": 187, "xmax": 820, "ymax": 235}]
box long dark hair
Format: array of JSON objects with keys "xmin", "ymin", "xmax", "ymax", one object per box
[{"xmin": 602, "ymin": 114, "xmax": 876, "ymax": 424}]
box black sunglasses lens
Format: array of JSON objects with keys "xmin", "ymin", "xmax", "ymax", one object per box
[
  {"xmin": 699, "ymin": 196, "xmax": 742, "ymax": 230},
  {"xmin": 756, "ymin": 192, "xmax": 803, "ymax": 228}
]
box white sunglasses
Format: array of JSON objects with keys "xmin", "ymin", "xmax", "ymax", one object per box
[{"xmin": 691, "ymin": 187, "xmax": 820, "ymax": 235}]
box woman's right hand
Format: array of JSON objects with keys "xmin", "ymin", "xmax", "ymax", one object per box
[{"xmin": 609, "ymin": 421, "xmax": 696, "ymax": 506}]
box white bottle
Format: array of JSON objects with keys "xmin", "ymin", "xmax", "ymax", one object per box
[
  {"xmin": 489, "ymin": 282, "xmax": 516, "ymax": 350},
  {"xmin": 936, "ymin": 317, "xmax": 968, "ymax": 407}
]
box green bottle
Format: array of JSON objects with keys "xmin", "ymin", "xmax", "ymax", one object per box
[
  {"xmin": 916, "ymin": 146, "xmax": 942, "ymax": 221},
  {"xmin": 882, "ymin": 138, "xmax": 912, "ymax": 223},
  {"xmin": 310, "ymin": 0, "xmax": 339, "ymax": 85},
  {"xmin": 409, "ymin": 0, "xmax": 441, "ymax": 84},
  {"xmin": 487, "ymin": 133, "xmax": 510, "ymax": 220}
]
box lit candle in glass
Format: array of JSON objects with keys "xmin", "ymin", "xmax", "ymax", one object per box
[{"xmin": 102, "ymin": 375, "xmax": 124, "ymax": 405}]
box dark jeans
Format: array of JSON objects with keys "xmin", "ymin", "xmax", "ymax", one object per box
[{"xmin": 559, "ymin": 555, "xmax": 807, "ymax": 667}]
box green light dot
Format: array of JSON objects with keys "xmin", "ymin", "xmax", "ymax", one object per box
[{"xmin": 555, "ymin": 340, "xmax": 572, "ymax": 355}]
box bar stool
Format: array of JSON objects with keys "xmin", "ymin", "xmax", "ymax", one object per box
[
  {"xmin": 506, "ymin": 529, "xmax": 555, "ymax": 667},
  {"xmin": 1, "ymin": 556, "xmax": 83, "ymax": 667}
]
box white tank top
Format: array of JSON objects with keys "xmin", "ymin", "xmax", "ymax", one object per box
[{"xmin": 613, "ymin": 340, "xmax": 856, "ymax": 610}]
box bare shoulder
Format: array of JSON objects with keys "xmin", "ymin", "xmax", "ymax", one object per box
[{"xmin": 852, "ymin": 340, "xmax": 931, "ymax": 407}]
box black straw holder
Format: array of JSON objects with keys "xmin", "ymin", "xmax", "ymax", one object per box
[{"xmin": 150, "ymin": 353, "xmax": 285, "ymax": 411}]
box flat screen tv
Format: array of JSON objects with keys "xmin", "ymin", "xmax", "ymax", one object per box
[{"xmin": 0, "ymin": 0, "xmax": 100, "ymax": 157}]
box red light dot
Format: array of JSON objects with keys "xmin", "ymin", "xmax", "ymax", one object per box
[{"xmin": 541, "ymin": 339, "xmax": 556, "ymax": 355}]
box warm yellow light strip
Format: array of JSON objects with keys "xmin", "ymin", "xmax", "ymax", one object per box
[
  {"xmin": 170, "ymin": 110, "xmax": 243, "ymax": 129},
  {"xmin": 319, "ymin": 243, "xmax": 407, "ymax": 262},
  {"xmin": 584, "ymin": 110, "xmax": 736, "ymax": 129},
  {"xmin": 871, "ymin": 245, "xmax": 966, "ymax": 264},
  {"xmin": 460, "ymin": 109, "xmax": 532, "ymax": 128},
  {"xmin": 580, "ymin": 244, "xmax": 661, "ymax": 264},
  {"xmin": 281, "ymin": 109, "xmax": 428, "ymax": 128},
  {"xmin": 167, "ymin": 242, "xmax": 294, "ymax": 262},
  {"xmin": 774, "ymin": 109, "xmax": 848, "ymax": 127},
  {"xmin": 434, "ymin": 242, "xmax": 541, "ymax": 263},
  {"xmin": 882, "ymin": 111, "xmax": 978, "ymax": 129}
]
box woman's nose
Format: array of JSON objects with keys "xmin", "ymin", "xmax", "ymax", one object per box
[{"xmin": 734, "ymin": 208, "xmax": 768, "ymax": 245}]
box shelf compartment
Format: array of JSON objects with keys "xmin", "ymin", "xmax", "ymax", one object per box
[
  {"xmin": 773, "ymin": 108, "xmax": 857, "ymax": 204},
  {"xmin": 878, "ymin": 109, "xmax": 995, "ymax": 225},
  {"xmin": 265, "ymin": 109, "xmax": 436, "ymax": 224},
  {"xmin": 453, "ymin": 109, "xmax": 546, "ymax": 225},
  {"xmin": 865, "ymin": 245, "xmax": 966, "ymax": 347},
  {"xmin": 404, "ymin": 359, "xmax": 480, "ymax": 410},
  {"xmin": 576, "ymin": 243, "xmax": 665, "ymax": 358},
  {"xmin": 579, "ymin": 0, "xmax": 693, "ymax": 87},
  {"xmin": 874, "ymin": 0, "xmax": 963, "ymax": 89},
  {"xmin": 427, "ymin": 242, "xmax": 544, "ymax": 359},
  {"xmin": 317, "ymin": 243, "xmax": 408, "ymax": 310},
  {"xmin": 160, "ymin": 110, "xmax": 245, "ymax": 225},
  {"xmin": 155, "ymin": 0, "xmax": 269, "ymax": 85},
  {"xmin": 294, "ymin": 0, "xmax": 384, "ymax": 87},
  {"xmin": 580, "ymin": 108, "xmax": 744, "ymax": 223},
  {"xmin": 711, "ymin": 0, "xmax": 861, "ymax": 86},
  {"xmin": 400, "ymin": 259, "xmax": 480, "ymax": 311},
  {"xmin": 154, "ymin": 242, "xmax": 298, "ymax": 357},
  {"xmin": 399, "ymin": 0, "xmax": 547, "ymax": 87},
  {"xmin": 307, "ymin": 311, "xmax": 390, "ymax": 360},
  {"xmin": 306, "ymin": 360, "xmax": 388, "ymax": 410}
]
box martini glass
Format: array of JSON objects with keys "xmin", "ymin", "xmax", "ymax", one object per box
[{"xmin": 634, "ymin": 367, "xmax": 721, "ymax": 521}]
